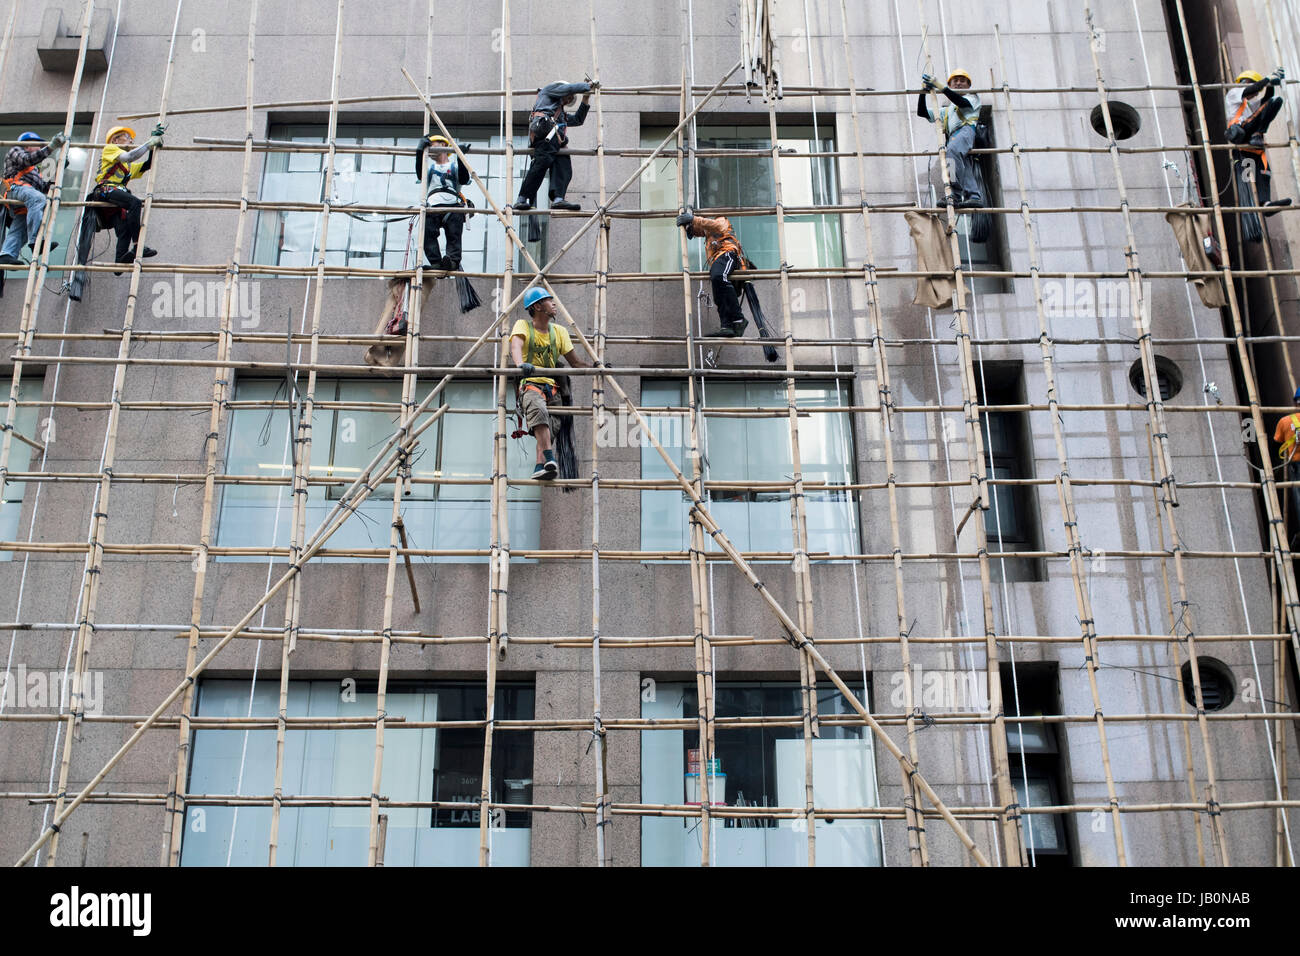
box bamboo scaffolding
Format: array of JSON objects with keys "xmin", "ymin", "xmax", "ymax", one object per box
[{"xmin": 6, "ymin": 2, "xmax": 1300, "ymax": 870}]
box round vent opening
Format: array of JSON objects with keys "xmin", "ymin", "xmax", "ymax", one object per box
[
  {"xmin": 1091, "ymin": 101, "xmax": 1141, "ymax": 140},
  {"xmin": 1181, "ymin": 658, "xmax": 1235, "ymax": 711},
  {"xmin": 1128, "ymin": 356, "xmax": 1183, "ymax": 401}
]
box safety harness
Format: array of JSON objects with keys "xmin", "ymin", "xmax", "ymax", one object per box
[
  {"xmin": 1229, "ymin": 95, "xmax": 1270, "ymax": 171},
  {"xmin": 511, "ymin": 322, "xmax": 563, "ymax": 438}
]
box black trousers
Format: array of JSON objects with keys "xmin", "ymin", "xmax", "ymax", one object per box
[
  {"xmin": 95, "ymin": 186, "xmax": 143, "ymax": 260},
  {"xmin": 709, "ymin": 252, "xmax": 746, "ymax": 326},
  {"xmin": 423, "ymin": 209, "xmax": 464, "ymax": 267},
  {"xmin": 518, "ymin": 135, "xmax": 573, "ymax": 204},
  {"xmin": 1227, "ymin": 96, "xmax": 1284, "ymax": 142}
]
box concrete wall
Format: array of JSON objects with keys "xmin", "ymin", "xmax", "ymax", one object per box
[{"xmin": 0, "ymin": 0, "xmax": 1295, "ymax": 867}]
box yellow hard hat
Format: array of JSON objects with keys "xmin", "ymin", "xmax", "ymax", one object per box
[
  {"xmin": 105, "ymin": 126, "xmax": 136, "ymax": 143},
  {"xmin": 427, "ymin": 134, "xmax": 452, "ymax": 149},
  {"xmin": 947, "ymin": 68, "xmax": 972, "ymax": 86},
  {"xmin": 1236, "ymin": 70, "xmax": 1264, "ymax": 84}
]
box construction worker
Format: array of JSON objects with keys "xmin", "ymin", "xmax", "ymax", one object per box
[
  {"xmin": 513, "ymin": 80, "xmax": 597, "ymax": 212},
  {"xmin": 0, "ymin": 130, "xmax": 68, "ymax": 265},
  {"xmin": 415, "ymin": 134, "xmax": 471, "ymax": 270},
  {"xmin": 917, "ymin": 69, "xmax": 983, "ymax": 208},
  {"xmin": 674, "ymin": 208, "xmax": 750, "ymax": 338},
  {"xmin": 1226, "ymin": 68, "xmax": 1286, "ymax": 147},
  {"xmin": 92, "ymin": 124, "xmax": 164, "ymax": 267},
  {"xmin": 511, "ymin": 287, "xmax": 591, "ymax": 479},
  {"xmin": 1274, "ymin": 386, "xmax": 1300, "ymax": 523}
]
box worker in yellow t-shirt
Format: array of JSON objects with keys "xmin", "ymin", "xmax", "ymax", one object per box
[
  {"xmin": 510, "ymin": 287, "xmax": 591, "ymax": 480},
  {"xmin": 92, "ymin": 125, "xmax": 164, "ymax": 266},
  {"xmin": 1273, "ymin": 386, "xmax": 1300, "ymax": 521}
]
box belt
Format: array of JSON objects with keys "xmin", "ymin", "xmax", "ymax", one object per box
[{"xmin": 521, "ymin": 381, "xmax": 558, "ymax": 399}]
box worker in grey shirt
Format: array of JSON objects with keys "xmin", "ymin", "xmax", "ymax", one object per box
[
  {"xmin": 917, "ymin": 69, "xmax": 983, "ymax": 208},
  {"xmin": 514, "ymin": 80, "xmax": 597, "ymax": 212}
]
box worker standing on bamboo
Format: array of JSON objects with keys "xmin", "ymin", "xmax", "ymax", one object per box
[
  {"xmin": 513, "ymin": 80, "xmax": 597, "ymax": 212},
  {"xmin": 1274, "ymin": 386, "xmax": 1300, "ymax": 528},
  {"xmin": 415, "ymin": 133, "xmax": 472, "ymax": 271},
  {"xmin": 917, "ymin": 69, "xmax": 983, "ymax": 208},
  {"xmin": 0, "ymin": 130, "xmax": 67, "ymax": 265},
  {"xmin": 511, "ymin": 287, "xmax": 591, "ymax": 480},
  {"xmin": 93, "ymin": 125, "xmax": 164, "ymax": 267}
]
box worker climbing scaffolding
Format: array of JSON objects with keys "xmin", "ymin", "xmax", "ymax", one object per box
[
  {"xmin": 513, "ymin": 78, "xmax": 597, "ymax": 237},
  {"xmin": 1225, "ymin": 68, "xmax": 1292, "ymax": 242},
  {"xmin": 1273, "ymin": 386, "xmax": 1300, "ymax": 539},
  {"xmin": 918, "ymin": 69, "xmax": 983, "ymax": 209},
  {"xmin": 510, "ymin": 287, "xmax": 591, "ymax": 481},
  {"xmin": 414, "ymin": 133, "xmax": 480, "ymax": 311},
  {"xmin": 1, "ymin": 130, "xmax": 68, "ymax": 268}
]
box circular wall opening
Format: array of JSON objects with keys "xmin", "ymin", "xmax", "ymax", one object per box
[
  {"xmin": 1181, "ymin": 658, "xmax": 1235, "ymax": 711},
  {"xmin": 1091, "ymin": 101, "xmax": 1142, "ymax": 140},
  {"xmin": 1128, "ymin": 356, "xmax": 1183, "ymax": 401}
]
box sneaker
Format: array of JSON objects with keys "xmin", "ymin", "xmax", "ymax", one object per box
[
  {"xmin": 707, "ymin": 325, "xmax": 738, "ymax": 338},
  {"xmin": 512, "ymin": 198, "xmax": 533, "ymax": 212},
  {"xmin": 550, "ymin": 199, "xmax": 581, "ymax": 211},
  {"xmin": 0, "ymin": 255, "xmax": 20, "ymax": 266},
  {"xmin": 959, "ymin": 193, "xmax": 984, "ymax": 208},
  {"xmin": 438, "ymin": 255, "xmax": 455, "ymax": 271},
  {"xmin": 1265, "ymin": 198, "xmax": 1293, "ymax": 218},
  {"xmin": 728, "ymin": 318, "xmax": 749, "ymax": 337},
  {"xmin": 532, "ymin": 459, "xmax": 558, "ymax": 480},
  {"xmin": 140, "ymin": 246, "xmax": 158, "ymax": 258}
]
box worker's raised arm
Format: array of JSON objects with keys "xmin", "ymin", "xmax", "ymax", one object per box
[
  {"xmin": 942, "ymin": 87, "xmax": 973, "ymax": 110},
  {"xmin": 916, "ymin": 92, "xmax": 932, "ymax": 120},
  {"xmin": 568, "ymin": 100, "xmax": 590, "ymax": 128}
]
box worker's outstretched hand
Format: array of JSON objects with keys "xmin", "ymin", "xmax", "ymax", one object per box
[
  {"xmin": 151, "ymin": 122, "xmax": 167, "ymax": 138},
  {"xmin": 519, "ymin": 362, "xmax": 536, "ymax": 377},
  {"xmin": 675, "ymin": 209, "xmax": 694, "ymax": 228},
  {"xmin": 921, "ymin": 73, "xmax": 937, "ymax": 91},
  {"xmin": 589, "ymin": 79, "xmax": 601, "ymax": 91},
  {"xmin": 1273, "ymin": 67, "xmax": 1287, "ymax": 85},
  {"xmin": 458, "ymin": 142, "xmax": 471, "ymax": 154},
  {"xmin": 48, "ymin": 131, "xmax": 68, "ymax": 148},
  {"xmin": 147, "ymin": 135, "xmax": 164, "ymax": 149}
]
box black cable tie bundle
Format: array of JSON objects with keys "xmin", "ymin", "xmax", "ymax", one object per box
[
  {"xmin": 50, "ymin": 823, "xmax": 61, "ymax": 833},
  {"xmin": 93, "ymin": 511, "xmax": 108, "ymax": 520},
  {"xmin": 1205, "ymin": 799, "xmax": 1221, "ymax": 817}
]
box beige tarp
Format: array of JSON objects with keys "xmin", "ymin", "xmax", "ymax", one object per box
[
  {"xmin": 364, "ymin": 276, "xmax": 434, "ymax": 370},
  {"xmin": 1165, "ymin": 203, "xmax": 1227, "ymax": 309},
  {"xmin": 905, "ymin": 210, "xmax": 956, "ymax": 309}
]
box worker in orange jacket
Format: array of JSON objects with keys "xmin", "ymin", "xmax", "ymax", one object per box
[
  {"xmin": 1274, "ymin": 385, "xmax": 1300, "ymax": 524},
  {"xmin": 675, "ymin": 208, "xmax": 749, "ymax": 337}
]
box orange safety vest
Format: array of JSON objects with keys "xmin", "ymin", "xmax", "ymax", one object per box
[
  {"xmin": 1230, "ymin": 96, "xmax": 1270, "ymax": 171},
  {"xmin": 1, "ymin": 169, "xmax": 31, "ymax": 216},
  {"xmin": 1280, "ymin": 413, "xmax": 1300, "ymax": 461}
]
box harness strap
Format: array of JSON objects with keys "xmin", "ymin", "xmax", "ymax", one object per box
[{"xmin": 1281, "ymin": 413, "xmax": 1300, "ymax": 461}]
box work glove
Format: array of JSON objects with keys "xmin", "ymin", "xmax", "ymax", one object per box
[
  {"xmin": 1272, "ymin": 68, "xmax": 1286, "ymax": 85},
  {"xmin": 147, "ymin": 135, "xmax": 164, "ymax": 148},
  {"xmin": 675, "ymin": 209, "xmax": 694, "ymax": 228},
  {"xmin": 589, "ymin": 79, "xmax": 601, "ymax": 91},
  {"xmin": 921, "ymin": 73, "xmax": 937, "ymax": 91},
  {"xmin": 519, "ymin": 362, "xmax": 536, "ymax": 377},
  {"xmin": 151, "ymin": 122, "xmax": 167, "ymax": 138},
  {"xmin": 458, "ymin": 142, "xmax": 471, "ymax": 154},
  {"xmin": 48, "ymin": 131, "xmax": 68, "ymax": 148}
]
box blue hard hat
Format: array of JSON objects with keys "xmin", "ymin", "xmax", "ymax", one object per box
[
  {"xmin": 523, "ymin": 287, "xmax": 553, "ymax": 310},
  {"xmin": 18, "ymin": 132, "xmax": 43, "ymax": 143}
]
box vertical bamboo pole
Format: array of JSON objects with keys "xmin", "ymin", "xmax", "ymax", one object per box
[
  {"xmin": 912, "ymin": 0, "xmax": 1023, "ymax": 867},
  {"xmin": 0, "ymin": 0, "xmax": 21, "ymax": 105},
  {"xmin": 268, "ymin": 0, "xmax": 346, "ymax": 866},
  {"xmin": 479, "ymin": 0, "xmax": 515, "ymax": 866},
  {"xmin": 166, "ymin": 0, "xmax": 260, "ymax": 867},
  {"xmin": 44, "ymin": 0, "xmax": 184, "ymax": 866},
  {"xmin": 587, "ymin": 0, "xmax": 613, "ymax": 867},
  {"xmin": 836, "ymin": 0, "xmax": 928, "ymax": 866},
  {"xmin": 763, "ymin": 96, "xmax": 819, "ymax": 868}
]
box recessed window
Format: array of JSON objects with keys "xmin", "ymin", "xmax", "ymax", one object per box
[
  {"xmin": 1090, "ymin": 101, "xmax": 1141, "ymax": 140},
  {"xmin": 1128, "ymin": 356, "xmax": 1183, "ymax": 401},
  {"xmin": 1181, "ymin": 658, "xmax": 1235, "ymax": 711}
]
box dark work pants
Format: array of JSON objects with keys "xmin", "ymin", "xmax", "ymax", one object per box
[
  {"xmin": 95, "ymin": 187, "xmax": 143, "ymax": 261},
  {"xmin": 518, "ymin": 136, "xmax": 573, "ymax": 204},
  {"xmin": 710, "ymin": 252, "xmax": 746, "ymax": 327},
  {"xmin": 1228, "ymin": 96, "xmax": 1284, "ymax": 142},
  {"xmin": 423, "ymin": 209, "xmax": 464, "ymax": 267}
]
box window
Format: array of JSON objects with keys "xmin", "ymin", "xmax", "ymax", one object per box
[
  {"xmin": 216, "ymin": 377, "xmax": 540, "ymax": 560},
  {"xmin": 0, "ymin": 122, "xmax": 92, "ymax": 261},
  {"xmin": 1000, "ymin": 664, "xmax": 1074, "ymax": 865},
  {"xmin": 180, "ymin": 679, "xmax": 534, "ymax": 866},
  {"xmin": 976, "ymin": 363, "xmax": 1044, "ymax": 581},
  {"xmin": 641, "ymin": 680, "xmax": 882, "ymax": 866},
  {"xmin": 639, "ymin": 124, "xmax": 843, "ymax": 274},
  {"xmin": 948, "ymin": 107, "xmax": 1010, "ymax": 294},
  {"xmin": 0, "ymin": 377, "xmax": 42, "ymax": 560},
  {"xmin": 640, "ymin": 379, "xmax": 858, "ymax": 558},
  {"xmin": 251, "ymin": 123, "xmax": 543, "ymax": 272}
]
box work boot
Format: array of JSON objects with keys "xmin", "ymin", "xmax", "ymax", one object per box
[
  {"xmin": 706, "ymin": 325, "xmax": 738, "ymax": 337},
  {"xmin": 550, "ymin": 199, "xmax": 581, "ymax": 211},
  {"xmin": 959, "ymin": 192, "xmax": 983, "ymax": 208},
  {"xmin": 1265, "ymin": 198, "xmax": 1293, "ymax": 218},
  {"xmin": 28, "ymin": 240, "xmax": 58, "ymax": 255},
  {"xmin": 0, "ymin": 254, "xmax": 20, "ymax": 265},
  {"xmin": 728, "ymin": 318, "xmax": 749, "ymax": 337},
  {"xmin": 512, "ymin": 198, "xmax": 533, "ymax": 211},
  {"xmin": 439, "ymin": 255, "xmax": 455, "ymax": 271}
]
